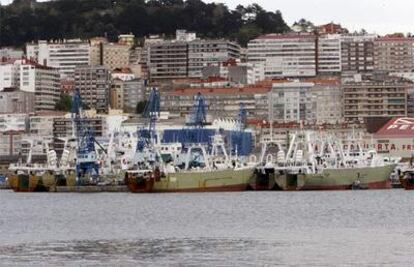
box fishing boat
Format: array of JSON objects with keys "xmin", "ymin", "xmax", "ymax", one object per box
[
  {"xmin": 251, "ymin": 131, "xmax": 285, "ymax": 190},
  {"xmin": 273, "ymin": 131, "xmax": 396, "ymax": 190},
  {"xmin": 400, "ymin": 156, "xmax": 414, "ymax": 190},
  {"xmin": 8, "ymin": 138, "xmax": 77, "ymax": 192},
  {"xmin": 125, "ymin": 133, "xmax": 256, "ymax": 193}
]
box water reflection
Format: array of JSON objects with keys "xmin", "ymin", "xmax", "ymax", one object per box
[{"xmin": 0, "ymin": 238, "xmax": 289, "ymax": 266}]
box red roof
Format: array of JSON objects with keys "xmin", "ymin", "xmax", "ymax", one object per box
[
  {"xmin": 112, "ymin": 67, "xmax": 133, "ymax": 74},
  {"xmin": 375, "ymin": 117, "xmax": 414, "ymax": 137}
]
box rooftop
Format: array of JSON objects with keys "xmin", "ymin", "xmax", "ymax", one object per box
[
  {"xmin": 375, "ymin": 117, "xmax": 414, "ymax": 138},
  {"xmin": 255, "ymin": 33, "xmax": 316, "ymax": 40}
]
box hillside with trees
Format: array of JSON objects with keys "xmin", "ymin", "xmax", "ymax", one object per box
[{"xmin": 0, "ymin": 0, "xmax": 290, "ymax": 47}]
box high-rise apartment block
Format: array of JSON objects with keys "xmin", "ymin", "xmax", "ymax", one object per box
[
  {"xmin": 74, "ymin": 65, "xmax": 111, "ymax": 114},
  {"xmin": 26, "ymin": 39, "xmax": 90, "ymax": 78},
  {"xmin": 268, "ymin": 79, "xmax": 342, "ymax": 124},
  {"xmin": 123, "ymin": 79, "xmax": 147, "ymax": 113},
  {"xmin": 187, "ymin": 40, "xmax": 240, "ymax": 78},
  {"xmin": 147, "ymin": 30, "xmax": 240, "ymax": 80},
  {"xmin": 161, "ymin": 86, "xmax": 270, "ymax": 119},
  {"xmin": 0, "ymin": 59, "xmax": 60, "ymax": 111},
  {"xmin": 341, "ymin": 35, "xmax": 375, "ymax": 73},
  {"xmin": 374, "ymin": 36, "xmax": 414, "ymax": 72},
  {"xmin": 317, "ymin": 34, "xmax": 342, "ymax": 74},
  {"xmin": 247, "ymin": 33, "xmax": 317, "ymax": 78},
  {"xmin": 90, "ymin": 37, "xmax": 132, "ymax": 71},
  {"xmin": 149, "ymin": 41, "xmax": 188, "ymax": 79},
  {"xmin": 19, "ymin": 59, "xmax": 60, "ymax": 111},
  {"xmin": 343, "ymin": 74, "xmax": 411, "ymax": 122}
]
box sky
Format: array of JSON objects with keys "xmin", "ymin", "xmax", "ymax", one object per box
[{"xmin": 1, "ymin": 0, "xmax": 413, "ymax": 35}]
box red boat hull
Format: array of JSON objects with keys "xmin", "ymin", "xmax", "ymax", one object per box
[{"xmin": 400, "ymin": 178, "xmax": 414, "ymax": 190}]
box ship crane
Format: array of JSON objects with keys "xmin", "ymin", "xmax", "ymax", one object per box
[
  {"xmin": 230, "ymin": 103, "xmax": 248, "ymax": 157},
  {"xmin": 136, "ymin": 87, "xmax": 160, "ymax": 152},
  {"xmin": 71, "ymin": 88, "xmax": 100, "ymax": 184},
  {"xmin": 132, "ymin": 87, "xmax": 162, "ymax": 170},
  {"xmin": 237, "ymin": 103, "xmax": 247, "ymax": 131},
  {"xmin": 183, "ymin": 92, "xmax": 207, "ymax": 145}
]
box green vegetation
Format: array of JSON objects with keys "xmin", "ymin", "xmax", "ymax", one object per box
[
  {"xmin": 0, "ymin": 0, "xmax": 290, "ymax": 47},
  {"xmin": 55, "ymin": 94, "xmax": 72, "ymax": 112}
]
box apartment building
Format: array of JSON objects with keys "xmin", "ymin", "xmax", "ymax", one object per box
[
  {"xmin": 26, "ymin": 39, "xmax": 90, "ymax": 78},
  {"xmin": 123, "ymin": 79, "xmax": 147, "ymax": 113},
  {"xmin": 89, "ymin": 37, "xmax": 108, "ymax": 66},
  {"xmin": 269, "ymin": 81, "xmax": 315, "ymax": 122},
  {"xmin": 74, "ymin": 65, "xmax": 111, "ymax": 114},
  {"xmin": 110, "ymin": 78, "xmax": 124, "ymax": 110},
  {"xmin": 161, "ymin": 86, "xmax": 271, "ymax": 119},
  {"xmin": 29, "ymin": 113, "xmax": 64, "ymax": 136},
  {"xmin": 374, "ymin": 36, "xmax": 414, "ymax": 72},
  {"xmin": 343, "ymin": 75, "xmax": 411, "ymax": 122},
  {"xmin": 309, "ymin": 81, "xmax": 343, "ymax": 124},
  {"xmin": 0, "ymin": 61, "xmax": 19, "ymax": 90},
  {"xmin": 268, "ymin": 79, "xmax": 343, "ymax": 124},
  {"xmin": 140, "ymin": 35, "xmax": 164, "ymax": 80},
  {"xmin": 148, "ymin": 41, "xmax": 188, "ymax": 80},
  {"xmin": 0, "ymin": 48, "xmax": 23, "ymax": 60},
  {"xmin": 187, "ymin": 40, "xmax": 240, "ymax": 78},
  {"xmin": 17, "ymin": 59, "xmax": 60, "ymax": 111},
  {"xmin": 147, "ymin": 30, "xmax": 240, "ymax": 80},
  {"xmin": 53, "ymin": 117, "xmax": 105, "ymax": 138},
  {"xmin": 317, "ymin": 34, "xmax": 342, "ymax": 74},
  {"xmin": 0, "ymin": 88, "xmax": 35, "ymax": 114},
  {"xmin": 0, "ymin": 114, "xmax": 28, "ymax": 157},
  {"xmin": 247, "ymin": 33, "xmax": 317, "ymax": 78},
  {"xmin": 341, "ymin": 35, "xmax": 375, "ymax": 73},
  {"xmin": 98, "ymin": 43, "xmax": 131, "ymax": 70},
  {"xmin": 202, "ymin": 59, "xmax": 265, "ymax": 85}
]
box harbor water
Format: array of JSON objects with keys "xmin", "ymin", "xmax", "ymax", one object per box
[{"xmin": 0, "ymin": 190, "xmax": 413, "ymax": 266}]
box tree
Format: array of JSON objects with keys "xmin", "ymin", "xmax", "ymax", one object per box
[
  {"xmin": 55, "ymin": 94, "xmax": 72, "ymax": 112},
  {"xmin": 292, "ymin": 18, "xmax": 314, "ymax": 32},
  {"xmin": 236, "ymin": 24, "xmax": 262, "ymax": 47},
  {"xmin": 0, "ymin": 0, "xmax": 291, "ymax": 47},
  {"xmin": 136, "ymin": 100, "xmax": 148, "ymax": 114}
]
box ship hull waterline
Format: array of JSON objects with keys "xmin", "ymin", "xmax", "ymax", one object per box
[
  {"xmin": 274, "ymin": 164, "xmax": 396, "ymax": 191},
  {"xmin": 400, "ymin": 173, "xmax": 414, "ymax": 190},
  {"xmin": 9, "ymin": 173, "xmax": 76, "ymax": 192},
  {"xmin": 125, "ymin": 168, "xmax": 255, "ymax": 193}
]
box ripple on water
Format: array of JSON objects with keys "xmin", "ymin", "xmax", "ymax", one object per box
[{"xmin": 0, "ymin": 190, "xmax": 413, "ymax": 266}]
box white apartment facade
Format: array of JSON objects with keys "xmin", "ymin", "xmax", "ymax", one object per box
[
  {"xmin": 309, "ymin": 83, "xmax": 343, "ymax": 124},
  {"xmin": 268, "ymin": 79, "xmax": 342, "ymax": 124},
  {"xmin": 26, "ymin": 39, "xmax": 90, "ymax": 78},
  {"xmin": 29, "ymin": 114, "xmax": 60, "ymax": 136},
  {"xmin": 317, "ymin": 34, "xmax": 342, "ymax": 74},
  {"xmin": 187, "ymin": 40, "xmax": 240, "ymax": 78},
  {"xmin": 0, "ymin": 63, "xmax": 19, "ymax": 90},
  {"xmin": 248, "ymin": 33, "xmax": 317, "ymax": 78},
  {"xmin": 19, "ymin": 60, "xmax": 60, "ymax": 111},
  {"xmin": 269, "ymin": 81, "xmax": 315, "ymax": 122}
]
